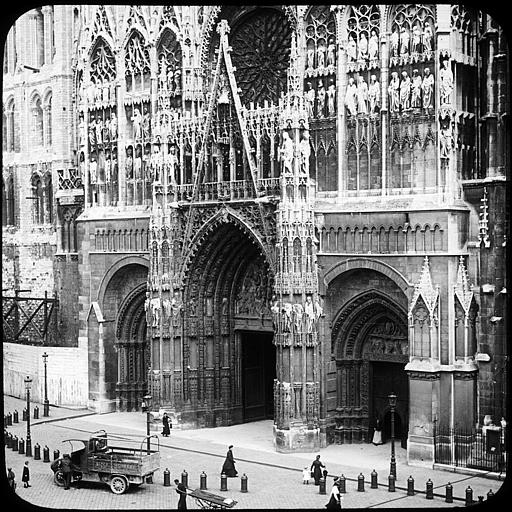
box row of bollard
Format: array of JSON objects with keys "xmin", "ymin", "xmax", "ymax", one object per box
[
  {"xmin": 161, "ymin": 468, "xmax": 248, "ymax": 493},
  {"xmin": 4, "ymin": 407, "xmax": 40, "ymax": 427}
]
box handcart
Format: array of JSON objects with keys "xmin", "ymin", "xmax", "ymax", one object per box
[{"xmin": 188, "ymin": 488, "xmax": 238, "ymax": 509}]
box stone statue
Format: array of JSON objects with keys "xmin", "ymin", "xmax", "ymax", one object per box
[
  {"xmin": 307, "ymin": 46, "xmax": 315, "ymax": 70},
  {"xmin": 125, "ymin": 147, "xmax": 134, "ymax": 179},
  {"xmin": 142, "ymin": 112, "xmax": 151, "ymax": 140},
  {"xmin": 159, "ymin": 62, "xmax": 167, "ymax": 90},
  {"xmin": 358, "ymin": 33, "xmax": 368, "ymax": 61},
  {"xmin": 222, "ymin": 297, "xmax": 228, "ymax": 316},
  {"xmin": 388, "ymin": 71, "xmax": 400, "ymax": 113},
  {"xmin": 170, "ymin": 291, "xmax": 183, "ymax": 327},
  {"xmin": 305, "ymin": 82, "xmax": 315, "ymax": 117},
  {"xmin": 411, "ymin": 69, "xmax": 422, "ymax": 108},
  {"xmin": 399, "ymin": 71, "xmax": 411, "ymax": 111},
  {"xmin": 103, "ymin": 117, "xmax": 111, "ymax": 143},
  {"xmin": 89, "ymin": 157, "xmax": 97, "ymax": 184},
  {"xmin": 102, "ymin": 82, "xmax": 109, "ymax": 103},
  {"xmin": 346, "ymin": 34, "xmax": 357, "ymax": 62},
  {"xmin": 292, "ymin": 303, "xmax": 304, "ymax": 332},
  {"xmin": 368, "ymin": 75, "xmax": 381, "ymax": 114},
  {"xmin": 134, "ymin": 147, "xmax": 142, "ymax": 180},
  {"xmin": 316, "ymin": 43, "xmax": 326, "ymax": 69},
  {"xmin": 368, "ymin": 29, "xmax": 379, "ymax": 61},
  {"xmin": 357, "ymin": 75, "xmax": 369, "ymax": 115},
  {"xmin": 327, "ymin": 39, "xmax": 336, "ymax": 67},
  {"xmin": 316, "ymin": 80, "xmax": 326, "ymax": 118},
  {"xmin": 440, "ymin": 121, "xmax": 453, "ymax": 159},
  {"xmin": 299, "ymin": 131, "xmax": 311, "ymax": 175},
  {"xmin": 110, "ymin": 112, "xmax": 118, "ymax": 140},
  {"xmin": 167, "ymin": 67, "xmax": 175, "ymax": 93},
  {"xmin": 327, "ymin": 79, "xmax": 336, "ymax": 117},
  {"xmin": 280, "ymin": 131, "xmax": 294, "ymax": 175},
  {"xmin": 282, "ymin": 302, "xmax": 293, "ymax": 333},
  {"xmin": 390, "ymin": 27, "xmax": 399, "ymax": 58},
  {"xmin": 400, "ymin": 27, "xmax": 410, "ymax": 56},
  {"xmin": 423, "ymin": 22, "xmax": 433, "ymax": 52},
  {"xmin": 88, "ymin": 117, "xmax": 96, "ymax": 147},
  {"xmin": 422, "ymin": 68, "xmax": 434, "ymax": 109},
  {"xmin": 151, "ymin": 297, "xmax": 161, "ymax": 327},
  {"xmin": 167, "ymin": 144, "xmax": 179, "ymax": 185},
  {"xmin": 412, "ymin": 23, "xmax": 422, "ymax": 54},
  {"xmin": 132, "ymin": 108, "xmax": 142, "ymax": 140},
  {"xmin": 270, "ymin": 296, "xmax": 280, "ymax": 329},
  {"xmin": 304, "ymin": 295, "xmax": 315, "ymax": 333},
  {"xmin": 105, "ymin": 155, "xmax": 111, "ymax": 184},
  {"xmin": 440, "ymin": 59, "xmax": 454, "ymax": 105},
  {"xmin": 79, "ymin": 115, "xmax": 86, "ymax": 146},
  {"xmin": 95, "ymin": 117, "xmax": 103, "ymax": 145},
  {"xmin": 345, "ymin": 76, "xmax": 358, "ymax": 117}
]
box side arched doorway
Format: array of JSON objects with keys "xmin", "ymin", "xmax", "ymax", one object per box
[{"xmin": 328, "ymin": 268, "xmax": 409, "ymax": 445}]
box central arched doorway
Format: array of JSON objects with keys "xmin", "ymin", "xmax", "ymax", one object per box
[
  {"xmin": 179, "ymin": 214, "xmax": 275, "ymax": 427},
  {"xmin": 328, "ymin": 267, "xmax": 409, "ymax": 444}
]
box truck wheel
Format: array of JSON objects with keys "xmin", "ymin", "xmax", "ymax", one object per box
[
  {"xmin": 110, "ymin": 475, "xmax": 128, "ymax": 494},
  {"xmin": 54, "ymin": 470, "xmax": 65, "ymax": 487}
]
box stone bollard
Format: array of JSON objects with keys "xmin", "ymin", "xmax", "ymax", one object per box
[
  {"xmin": 12, "ymin": 435, "xmax": 19, "ymax": 451},
  {"xmin": 338, "ymin": 475, "xmax": 346, "ymax": 494},
  {"xmin": 43, "ymin": 445, "xmax": 50, "ymax": 463},
  {"xmin": 163, "ymin": 468, "xmax": 170, "ymax": 487},
  {"xmin": 7, "ymin": 412, "xmax": 13, "ymax": 426},
  {"xmin": 6, "ymin": 432, "xmax": 12, "ymax": 448},
  {"xmin": 220, "ymin": 473, "xmax": 227, "ymax": 492},
  {"xmin": 53, "ymin": 449, "xmax": 60, "ymax": 460},
  {"xmin": 13, "ymin": 410, "xmax": 18, "ymax": 424},
  {"xmin": 34, "ymin": 406, "xmax": 39, "ymax": 420},
  {"xmin": 241, "ymin": 473, "xmax": 248, "ymax": 493},
  {"xmin": 181, "ymin": 469, "xmax": 188, "ymax": 488},
  {"xmin": 487, "ymin": 489, "xmax": 494, "ymax": 500},
  {"xmin": 319, "ymin": 477, "xmax": 326, "ymax": 495},
  {"xmin": 18, "ymin": 438, "xmax": 25, "ymax": 455},
  {"xmin": 357, "ymin": 473, "xmax": 365, "ymax": 492},
  {"xmin": 426, "ymin": 479, "xmax": 434, "ymax": 500},
  {"xmin": 200, "ymin": 471, "xmax": 207, "ymax": 490},
  {"xmin": 22, "ymin": 408, "xmax": 27, "ymax": 422},
  {"xmin": 445, "ymin": 482, "xmax": 453, "ymax": 503},
  {"xmin": 407, "ymin": 475, "xmax": 415, "ymax": 496},
  {"xmin": 34, "ymin": 443, "xmax": 41, "ymax": 460},
  {"xmin": 465, "ymin": 486, "xmax": 473, "ymax": 506},
  {"xmin": 371, "ymin": 469, "xmax": 378, "ymax": 489},
  {"xmin": 388, "ymin": 473, "xmax": 396, "ymax": 492}
]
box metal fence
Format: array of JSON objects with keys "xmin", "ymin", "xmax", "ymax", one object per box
[{"xmin": 434, "ymin": 423, "xmax": 507, "ymax": 474}]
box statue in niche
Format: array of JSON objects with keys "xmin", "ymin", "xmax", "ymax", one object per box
[
  {"xmin": 316, "ymin": 42, "xmax": 326, "ymax": 70},
  {"xmin": 144, "ymin": 293, "xmax": 151, "ymax": 324},
  {"xmin": 346, "ymin": 34, "xmax": 357, "ymax": 62},
  {"xmin": 103, "ymin": 116, "xmax": 111, "ymax": 143},
  {"xmin": 167, "ymin": 144, "xmax": 179, "ymax": 185},
  {"xmin": 357, "ymin": 75, "xmax": 369, "ymax": 115},
  {"xmin": 358, "ymin": 32, "xmax": 368, "ymax": 61},
  {"xmin": 134, "ymin": 146, "xmax": 143, "ymax": 180},
  {"xmin": 440, "ymin": 121, "xmax": 453, "ymax": 159},
  {"xmin": 399, "ymin": 71, "xmax": 411, "ymax": 111},
  {"xmin": 390, "ymin": 27, "xmax": 400, "ymax": 58},
  {"xmin": 305, "ymin": 82, "xmax": 315, "ymax": 117},
  {"xmin": 206, "ymin": 296, "xmax": 214, "ymax": 316},
  {"xmin": 307, "ymin": 45, "xmax": 315, "ymax": 71},
  {"xmin": 299, "ymin": 131, "xmax": 311, "ymax": 175},
  {"xmin": 292, "ymin": 303, "xmax": 303, "ymax": 332},
  {"xmin": 304, "ymin": 295, "xmax": 316, "ymax": 333},
  {"xmin": 88, "ymin": 116, "xmax": 96, "ymax": 147},
  {"xmin": 167, "ymin": 67, "xmax": 175, "ymax": 94},
  {"xmin": 316, "ymin": 80, "xmax": 326, "ymax": 118},
  {"xmin": 105, "ymin": 153, "xmax": 111, "ymax": 184},
  {"xmin": 423, "ymin": 22, "xmax": 433, "ymax": 52},
  {"xmin": 162, "ymin": 297, "xmax": 171, "ymax": 324},
  {"xmin": 110, "ymin": 112, "xmax": 118, "ymax": 140},
  {"xmin": 151, "ymin": 145, "xmax": 163, "ymax": 182},
  {"xmin": 270, "ymin": 295, "xmax": 280, "ymax": 329},
  {"xmin": 78, "ymin": 115, "xmax": 86, "ymax": 146},
  {"xmin": 158, "ymin": 61, "xmax": 167, "ymax": 90},
  {"xmin": 142, "ymin": 112, "xmax": 151, "ymax": 140},
  {"xmin": 189, "ymin": 298, "xmax": 197, "ymax": 317},
  {"xmin": 327, "ymin": 78, "xmax": 336, "ymax": 117},
  {"xmin": 109, "ymin": 82, "xmax": 116, "ymax": 103},
  {"xmin": 280, "ymin": 131, "xmax": 294, "ymax": 175},
  {"xmin": 411, "ymin": 69, "xmax": 422, "ymax": 108},
  {"xmin": 282, "ymin": 302, "xmax": 293, "ymax": 333},
  {"xmin": 368, "ymin": 75, "xmax": 381, "ymax": 114},
  {"xmin": 421, "ymin": 68, "xmax": 434, "ymax": 109},
  {"xmin": 94, "ymin": 81, "xmax": 102, "ymax": 103},
  {"xmin": 132, "ymin": 108, "xmax": 142, "ymax": 140},
  {"xmin": 388, "ymin": 71, "xmax": 400, "ymax": 113},
  {"xmin": 89, "ymin": 155, "xmax": 98, "ymax": 184},
  {"xmin": 102, "ymin": 82, "xmax": 110, "ymax": 103},
  {"xmin": 95, "ymin": 117, "xmax": 103, "ymax": 146},
  {"xmin": 125, "ymin": 147, "xmax": 134, "ymax": 179},
  {"xmin": 368, "ymin": 29, "xmax": 379, "ymax": 61},
  {"xmin": 314, "ymin": 295, "xmax": 323, "ymax": 320},
  {"xmin": 399, "ymin": 27, "xmax": 410, "ymax": 56},
  {"xmin": 412, "ymin": 23, "xmax": 422, "ymax": 54},
  {"xmin": 327, "ymin": 38, "xmax": 336, "ymax": 67},
  {"xmin": 151, "ymin": 297, "xmax": 161, "ymax": 327},
  {"xmin": 86, "ymin": 81, "xmax": 96, "ymax": 104},
  {"xmin": 170, "ymin": 291, "xmax": 183, "ymax": 327},
  {"xmin": 440, "ymin": 58, "xmax": 454, "ymax": 105},
  {"xmin": 222, "ymin": 297, "xmax": 228, "ymax": 316},
  {"xmin": 345, "ymin": 76, "xmax": 358, "ymax": 116},
  {"xmin": 174, "ymin": 68, "xmax": 182, "ymax": 95}
]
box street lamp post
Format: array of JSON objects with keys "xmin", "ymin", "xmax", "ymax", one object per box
[
  {"xmin": 142, "ymin": 394, "xmax": 152, "ymax": 454},
  {"xmin": 25, "ymin": 375, "xmax": 33, "ymax": 457},
  {"xmin": 42, "ymin": 352, "xmax": 49, "ymax": 417},
  {"xmin": 388, "ymin": 392, "xmax": 397, "ymax": 479}
]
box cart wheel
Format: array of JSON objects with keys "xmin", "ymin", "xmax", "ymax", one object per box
[
  {"xmin": 110, "ymin": 475, "xmax": 129, "ymax": 494},
  {"xmin": 54, "ymin": 470, "xmax": 65, "ymax": 487}
]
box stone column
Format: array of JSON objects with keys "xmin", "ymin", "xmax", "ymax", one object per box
[
  {"xmin": 380, "ymin": 32, "xmax": 389, "ymax": 195},
  {"xmin": 117, "ymin": 52, "xmax": 127, "ymax": 207},
  {"xmin": 42, "ymin": 5, "xmax": 53, "ymax": 66}
]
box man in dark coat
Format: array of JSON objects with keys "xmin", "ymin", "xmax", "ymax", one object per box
[
  {"xmin": 174, "ymin": 478, "xmax": 188, "ymax": 510},
  {"xmin": 162, "ymin": 412, "xmax": 171, "ymax": 437},
  {"xmin": 221, "ymin": 445, "xmax": 238, "ymax": 477},
  {"xmin": 310, "ymin": 454, "xmax": 325, "ymax": 485},
  {"xmin": 22, "ymin": 461, "xmax": 31, "ymax": 488},
  {"xmin": 61, "ymin": 454, "xmax": 74, "ymax": 490},
  {"xmin": 7, "ymin": 467, "xmax": 16, "ymax": 491}
]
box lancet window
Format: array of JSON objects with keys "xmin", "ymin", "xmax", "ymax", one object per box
[
  {"xmin": 387, "ymin": 4, "xmax": 437, "ymax": 193},
  {"xmin": 2, "ymin": 173, "xmax": 16, "ymax": 226},
  {"xmin": 32, "ymin": 96, "xmax": 44, "ymax": 147},
  {"xmin": 345, "ymin": 5, "xmax": 382, "ymax": 193},
  {"xmin": 43, "ymin": 93, "xmax": 52, "ymax": 147},
  {"xmin": 304, "ymin": 5, "xmax": 337, "ymax": 192}
]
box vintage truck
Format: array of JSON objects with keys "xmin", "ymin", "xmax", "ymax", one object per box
[{"xmin": 51, "ymin": 430, "xmax": 160, "ymax": 494}]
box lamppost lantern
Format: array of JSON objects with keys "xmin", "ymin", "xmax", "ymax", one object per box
[
  {"xmin": 143, "ymin": 394, "xmax": 153, "ymax": 455},
  {"xmin": 24, "ymin": 375, "xmax": 33, "ymax": 457},
  {"xmin": 388, "ymin": 392, "xmax": 397, "ymax": 479},
  {"xmin": 42, "ymin": 352, "xmax": 50, "ymax": 417}
]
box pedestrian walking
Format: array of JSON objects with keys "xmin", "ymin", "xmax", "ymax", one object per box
[
  {"xmin": 310, "ymin": 454, "xmax": 325, "ymax": 485},
  {"xmin": 221, "ymin": 445, "xmax": 238, "ymax": 477},
  {"xmin": 22, "ymin": 461, "xmax": 31, "ymax": 488},
  {"xmin": 372, "ymin": 418, "xmax": 383, "ymax": 445},
  {"xmin": 162, "ymin": 412, "xmax": 171, "ymax": 437},
  {"xmin": 325, "ymin": 477, "xmax": 342, "ymax": 511},
  {"xmin": 61, "ymin": 454, "xmax": 75, "ymax": 490},
  {"xmin": 7, "ymin": 467, "xmax": 16, "ymax": 491},
  {"xmin": 302, "ymin": 466, "xmax": 311, "ymax": 484},
  {"xmin": 174, "ymin": 478, "xmax": 188, "ymax": 510}
]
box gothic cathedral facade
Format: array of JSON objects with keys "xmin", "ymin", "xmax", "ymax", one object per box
[{"xmin": 2, "ymin": 5, "xmax": 508, "ymax": 465}]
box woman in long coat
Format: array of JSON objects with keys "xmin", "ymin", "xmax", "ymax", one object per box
[
  {"xmin": 22, "ymin": 461, "xmax": 30, "ymax": 488},
  {"xmin": 221, "ymin": 445, "xmax": 238, "ymax": 477},
  {"xmin": 162, "ymin": 412, "xmax": 171, "ymax": 437},
  {"xmin": 310, "ymin": 455, "xmax": 325, "ymax": 486}
]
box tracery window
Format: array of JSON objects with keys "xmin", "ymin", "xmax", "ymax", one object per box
[
  {"xmin": 304, "ymin": 5, "xmax": 337, "ymax": 192},
  {"xmin": 156, "ymin": 28, "xmax": 182, "ymax": 111},
  {"xmin": 32, "ymin": 96, "xmax": 44, "ymax": 147},
  {"xmin": 31, "ymin": 173, "xmax": 45, "ymax": 224},
  {"xmin": 3, "ymin": 173, "xmax": 16, "ymax": 226},
  {"xmin": 125, "ymin": 30, "xmax": 151, "ymax": 93},
  {"xmin": 387, "ymin": 4, "xmax": 437, "ymax": 193}
]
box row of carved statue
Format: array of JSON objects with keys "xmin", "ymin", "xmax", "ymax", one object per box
[{"xmin": 271, "ymin": 295, "xmax": 323, "ymax": 334}]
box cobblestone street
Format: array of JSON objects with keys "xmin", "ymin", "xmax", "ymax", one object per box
[{"xmin": 3, "ymin": 396, "xmax": 505, "ymax": 510}]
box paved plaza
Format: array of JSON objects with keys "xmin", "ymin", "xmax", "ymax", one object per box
[{"xmin": 3, "ymin": 395, "xmax": 506, "ymax": 510}]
